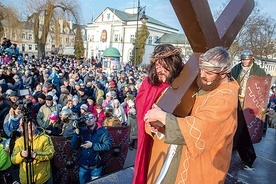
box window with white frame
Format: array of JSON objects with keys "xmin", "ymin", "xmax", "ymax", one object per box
[
  {"xmin": 148, "ymin": 36, "xmax": 152, "ymax": 45},
  {"xmin": 130, "ymin": 34, "xmax": 135, "ymax": 43},
  {"xmin": 129, "ymin": 48, "xmax": 133, "ymax": 60},
  {"xmin": 28, "ymin": 34, "xmax": 33, "ymax": 40},
  {"xmin": 114, "ymin": 34, "xmax": 119, "ymax": 42},
  {"xmin": 22, "ymin": 44, "xmax": 25, "ymax": 52},
  {"xmin": 22, "ymin": 33, "xmax": 26, "ymax": 39},
  {"xmin": 28, "ymin": 44, "xmax": 32, "ymax": 50}
]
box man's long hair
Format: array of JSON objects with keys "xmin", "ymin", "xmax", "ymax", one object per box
[{"xmin": 147, "ymin": 44, "xmax": 184, "ymax": 86}]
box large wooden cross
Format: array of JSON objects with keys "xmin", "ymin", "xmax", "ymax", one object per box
[{"xmin": 157, "ymin": 0, "xmax": 254, "ymax": 117}]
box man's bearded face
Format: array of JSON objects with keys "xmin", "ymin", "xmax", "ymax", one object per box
[
  {"xmin": 155, "ymin": 60, "xmax": 170, "ymax": 82},
  {"xmin": 197, "ymin": 69, "xmax": 221, "ymax": 91}
]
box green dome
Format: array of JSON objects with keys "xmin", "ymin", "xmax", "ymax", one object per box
[{"xmin": 103, "ymin": 47, "xmax": 121, "ymax": 57}]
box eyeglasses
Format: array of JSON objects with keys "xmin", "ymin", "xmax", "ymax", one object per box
[{"xmin": 85, "ymin": 115, "xmax": 95, "ymax": 120}]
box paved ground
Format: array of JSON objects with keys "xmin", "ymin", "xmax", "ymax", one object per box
[
  {"xmin": 226, "ymin": 128, "xmax": 276, "ymax": 184},
  {"xmin": 92, "ymin": 128, "xmax": 276, "ymax": 184},
  {"xmin": 8, "ymin": 128, "xmax": 275, "ymax": 183}
]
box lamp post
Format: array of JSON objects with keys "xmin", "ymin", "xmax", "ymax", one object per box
[{"xmin": 134, "ymin": 0, "xmax": 148, "ymax": 66}]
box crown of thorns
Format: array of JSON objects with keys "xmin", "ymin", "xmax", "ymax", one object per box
[{"xmin": 150, "ymin": 48, "xmax": 181, "ymax": 63}]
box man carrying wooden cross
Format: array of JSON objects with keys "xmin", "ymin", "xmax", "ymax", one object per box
[
  {"xmin": 144, "ymin": 47, "xmax": 239, "ymax": 183},
  {"xmin": 133, "ymin": 0, "xmax": 256, "ymax": 183}
]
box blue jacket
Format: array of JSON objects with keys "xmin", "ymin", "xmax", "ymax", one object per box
[{"xmin": 71, "ymin": 125, "xmax": 111, "ymax": 168}]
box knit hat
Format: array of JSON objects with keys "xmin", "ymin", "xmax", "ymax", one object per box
[
  {"xmin": 80, "ymin": 104, "xmax": 88, "ymax": 111},
  {"xmin": 72, "ymin": 96, "xmax": 79, "ymax": 102},
  {"xmin": 6, "ymin": 89, "xmax": 13, "ymax": 95},
  {"xmin": 13, "ymin": 75, "xmax": 19, "ymax": 79},
  {"xmin": 38, "ymin": 93, "xmax": 46, "ymax": 100},
  {"xmin": 61, "ymin": 88, "xmax": 69, "ymax": 94},
  {"xmin": 50, "ymin": 112, "xmax": 59, "ymax": 121},
  {"xmin": 106, "ymin": 92, "xmax": 112, "ymax": 97}
]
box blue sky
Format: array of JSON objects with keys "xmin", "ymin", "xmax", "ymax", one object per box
[
  {"xmin": 78, "ymin": 0, "xmax": 276, "ymax": 33},
  {"xmin": 4, "ymin": 0, "xmax": 276, "ymax": 33}
]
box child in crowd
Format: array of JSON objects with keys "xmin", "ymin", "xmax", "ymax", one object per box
[
  {"xmin": 45, "ymin": 112, "xmax": 62, "ymax": 136},
  {"xmin": 128, "ymin": 108, "xmax": 137, "ymax": 150}
]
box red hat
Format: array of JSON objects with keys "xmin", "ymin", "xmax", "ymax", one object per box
[{"xmin": 109, "ymin": 81, "xmax": 116, "ymax": 87}]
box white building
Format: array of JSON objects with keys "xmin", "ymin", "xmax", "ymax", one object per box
[
  {"xmin": 1, "ymin": 18, "xmax": 86, "ymax": 57},
  {"xmin": 86, "ymin": 7, "xmax": 182, "ymax": 65}
]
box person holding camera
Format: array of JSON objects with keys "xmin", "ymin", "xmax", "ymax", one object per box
[
  {"xmin": 71, "ymin": 113, "xmax": 111, "ymax": 184},
  {"xmin": 59, "ymin": 108, "xmax": 76, "ymax": 138}
]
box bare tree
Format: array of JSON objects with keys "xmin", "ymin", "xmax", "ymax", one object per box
[
  {"xmin": 25, "ymin": 0, "xmax": 80, "ymax": 58},
  {"xmin": 242, "ymin": 13, "xmax": 276, "ymax": 62},
  {"xmin": 213, "ymin": 0, "xmax": 276, "ymax": 62},
  {"xmin": 0, "ymin": 3, "xmax": 20, "ymax": 38}
]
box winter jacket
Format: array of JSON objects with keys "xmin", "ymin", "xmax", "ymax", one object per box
[
  {"xmin": 36, "ymin": 104, "xmax": 59, "ymax": 129},
  {"xmin": 11, "ymin": 128, "xmax": 55, "ymax": 184},
  {"xmin": 96, "ymin": 110, "xmax": 105, "ymax": 126},
  {"xmin": 13, "ymin": 80, "xmax": 23, "ymax": 90},
  {"xmin": 231, "ymin": 62, "xmax": 266, "ymax": 80},
  {"xmin": 71, "ymin": 125, "xmax": 111, "ymax": 168},
  {"xmin": 0, "ymin": 138, "xmax": 12, "ymax": 171},
  {"xmin": 103, "ymin": 116, "xmax": 121, "ymax": 127},
  {"xmin": 3, "ymin": 114, "xmax": 21, "ymax": 137}
]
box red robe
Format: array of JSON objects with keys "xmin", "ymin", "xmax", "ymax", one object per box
[{"xmin": 132, "ymin": 78, "xmax": 168, "ymax": 184}]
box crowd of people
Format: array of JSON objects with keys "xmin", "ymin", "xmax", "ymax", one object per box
[
  {"xmin": 0, "ymin": 36, "xmax": 274, "ymax": 184},
  {"xmin": 0, "ymin": 38, "xmax": 143, "ymax": 184}
]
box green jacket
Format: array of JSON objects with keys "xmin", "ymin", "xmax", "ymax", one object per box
[
  {"xmin": 11, "ymin": 128, "xmax": 55, "ymax": 184},
  {"xmin": 0, "ymin": 138, "xmax": 12, "ymax": 171},
  {"xmin": 231, "ymin": 62, "xmax": 266, "ymax": 80}
]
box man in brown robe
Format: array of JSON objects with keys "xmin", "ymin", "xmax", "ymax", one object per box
[{"xmin": 144, "ymin": 47, "xmax": 239, "ymax": 183}]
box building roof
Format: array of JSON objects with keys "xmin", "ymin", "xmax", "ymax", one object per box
[
  {"xmin": 105, "ymin": 7, "xmax": 178, "ymax": 31},
  {"xmin": 155, "ymin": 33, "xmax": 188, "ymax": 44},
  {"xmin": 103, "ymin": 47, "xmax": 121, "ymax": 57}
]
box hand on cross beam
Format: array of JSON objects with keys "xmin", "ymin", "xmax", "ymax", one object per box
[{"xmin": 144, "ymin": 104, "xmax": 167, "ymax": 134}]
